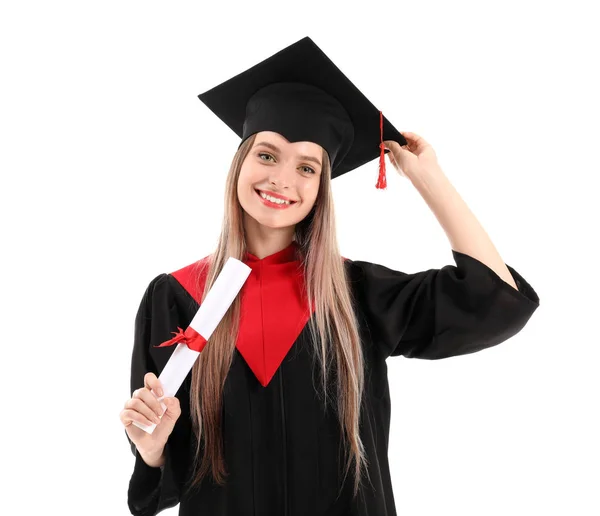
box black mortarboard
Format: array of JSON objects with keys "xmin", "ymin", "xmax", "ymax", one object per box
[{"xmin": 197, "ymin": 36, "xmax": 407, "ymax": 189}]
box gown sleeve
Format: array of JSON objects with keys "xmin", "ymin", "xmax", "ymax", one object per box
[
  {"xmin": 125, "ymin": 273, "xmax": 191, "ymax": 516},
  {"xmin": 348, "ymin": 249, "xmax": 540, "ymax": 360}
]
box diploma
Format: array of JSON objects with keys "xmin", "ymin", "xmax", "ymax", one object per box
[{"xmin": 132, "ymin": 256, "xmax": 251, "ymax": 434}]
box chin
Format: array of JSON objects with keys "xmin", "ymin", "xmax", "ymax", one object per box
[
  {"xmin": 255, "ymin": 216, "xmax": 296, "ymax": 229},
  {"xmin": 246, "ymin": 210, "xmax": 305, "ymax": 230}
]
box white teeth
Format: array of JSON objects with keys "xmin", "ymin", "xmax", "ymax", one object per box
[{"xmin": 259, "ymin": 191, "xmax": 291, "ymax": 205}]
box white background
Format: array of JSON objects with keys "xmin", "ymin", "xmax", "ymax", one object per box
[{"xmin": 2, "ymin": 1, "xmax": 598, "ymax": 514}]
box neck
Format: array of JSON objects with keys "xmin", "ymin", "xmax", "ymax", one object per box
[
  {"xmin": 246, "ymin": 237, "xmax": 295, "ymax": 260},
  {"xmin": 243, "ymin": 212, "xmax": 296, "ymax": 259}
]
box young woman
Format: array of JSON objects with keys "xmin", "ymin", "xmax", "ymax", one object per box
[{"xmin": 119, "ymin": 37, "xmax": 540, "ymax": 516}]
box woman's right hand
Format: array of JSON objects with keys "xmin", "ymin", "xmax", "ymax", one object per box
[{"xmin": 120, "ymin": 372, "xmax": 182, "ymax": 455}]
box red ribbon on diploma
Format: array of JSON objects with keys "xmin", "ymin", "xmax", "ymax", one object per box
[{"xmin": 153, "ymin": 326, "xmax": 208, "ymax": 353}]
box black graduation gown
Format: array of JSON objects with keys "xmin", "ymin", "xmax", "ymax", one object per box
[{"xmin": 125, "ymin": 244, "xmax": 540, "ymax": 516}]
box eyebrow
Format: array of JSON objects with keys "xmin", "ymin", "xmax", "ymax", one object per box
[{"xmin": 254, "ymin": 141, "xmax": 322, "ymax": 167}]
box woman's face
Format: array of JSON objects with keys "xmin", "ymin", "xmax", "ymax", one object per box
[{"xmin": 237, "ymin": 131, "xmax": 323, "ymax": 229}]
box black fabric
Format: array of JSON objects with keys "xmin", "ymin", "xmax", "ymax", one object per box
[
  {"xmin": 126, "ymin": 273, "xmax": 194, "ymax": 516},
  {"xmin": 126, "ymin": 251, "xmax": 540, "ymax": 515},
  {"xmin": 239, "ymin": 82, "xmax": 355, "ymax": 173},
  {"xmin": 348, "ymin": 249, "xmax": 541, "ymax": 360},
  {"xmin": 197, "ymin": 36, "xmax": 407, "ymax": 179}
]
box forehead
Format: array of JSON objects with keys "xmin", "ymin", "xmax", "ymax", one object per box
[{"xmin": 253, "ymin": 131, "xmax": 322, "ymax": 156}]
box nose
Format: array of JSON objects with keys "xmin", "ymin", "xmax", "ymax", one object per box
[{"xmin": 268, "ymin": 163, "xmax": 296, "ymax": 188}]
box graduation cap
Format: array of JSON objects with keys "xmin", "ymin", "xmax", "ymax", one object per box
[{"xmin": 197, "ymin": 36, "xmax": 407, "ymax": 189}]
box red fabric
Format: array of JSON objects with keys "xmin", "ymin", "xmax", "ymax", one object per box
[
  {"xmin": 376, "ymin": 110, "xmax": 387, "ymax": 189},
  {"xmin": 153, "ymin": 325, "xmax": 208, "ymax": 353},
  {"xmin": 167, "ymin": 242, "xmax": 349, "ymax": 387}
]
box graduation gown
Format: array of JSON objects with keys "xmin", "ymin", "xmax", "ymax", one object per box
[{"xmin": 125, "ymin": 242, "xmax": 540, "ymax": 516}]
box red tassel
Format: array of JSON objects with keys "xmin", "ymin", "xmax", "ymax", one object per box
[{"xmin": 376, "ymin": 110, "xmax": 387, "ymax": 189}]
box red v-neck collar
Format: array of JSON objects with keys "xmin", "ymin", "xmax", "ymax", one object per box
[
  {"xmin": 169, "ymin": 240, "xmax": 312, "ymax": 387},
  {"xmin": 243, "ymin": 241, "xmax": 300, "ymax": 267},
  {"xmin": 237, "ymin": 240, "xmax": 310, "ymax": 386}
]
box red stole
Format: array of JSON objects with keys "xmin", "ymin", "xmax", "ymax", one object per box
[{"xmin": 170, "ymin": 241, "xmax": 312, "ymax": 387}]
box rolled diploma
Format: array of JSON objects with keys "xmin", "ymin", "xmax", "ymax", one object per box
[{"xmin": 132, "ymin": 256, "xmax": 251, "ymax": 434}]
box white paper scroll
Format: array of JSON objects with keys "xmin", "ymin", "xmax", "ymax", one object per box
[{"xmin": 132, "ymin": 256, "xmax": 252, "ymax": 434}]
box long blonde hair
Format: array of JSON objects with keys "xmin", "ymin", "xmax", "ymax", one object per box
[{"xmin": 186, "ymin": 133, "xmax": 369, "ymax": 498}]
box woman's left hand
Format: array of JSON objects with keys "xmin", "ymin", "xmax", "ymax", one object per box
[{"xmin": 383, "ymin": 132, "xmax": 442, "ymax": 180}]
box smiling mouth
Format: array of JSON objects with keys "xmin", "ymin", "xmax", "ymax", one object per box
[{"xmin": 255, "ymin": 189, "xmax": 298, "ymax": 205}]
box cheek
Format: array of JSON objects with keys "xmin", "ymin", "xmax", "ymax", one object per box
[
  {"xmin": 245, "ymin": 165, "xmax": 271, "ymax": 187},
  {"xmin": 299, "ymin": 183, "xmax": 319, "ymax": 205},
  {"xmin": 238, "ymin": 165, "xmax": 251, "ymax": 184},
  {"xmin": 238, "ymin": 166, "xmax": 257, "ymax": 193}
]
